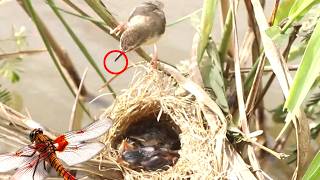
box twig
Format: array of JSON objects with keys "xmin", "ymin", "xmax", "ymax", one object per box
[
  {"xmin": 0, "ymin": 102, "xmax": 57, "ymax": 139},
  {"xmin": 230, "ymin": 1, "xmax": 265, "ymax": 179},
  {"xmin": 0, "ymin": 49, "xmax": 46, "ymax": 60},
  {"xmin": 253, "ymin": 26, "xmax": 300, "ymax": 110},
  {"xmin": 18, "ymin": 0, "xmax": 94, "ymax": 120},
  {"xmin": 166, "ymin": 8, "xmax": 202, "ymax": 27},
  {"xmin": 244, "ymin": 0, "xmax": 261, "ymax": 59},
  {"xmin": 273, "ymin": 126, "xmax": 293, "ymax": 152},
  {"xmin": 69, "ymin": 68, "xmax": 88, "ymax": 131},
  {"xmin": 99, "ymin": 61, "xmax": 147, "ymax": 91},
  {"xmin": 47, "ymin": 0, "xmax": 116, "ymax": 98},
  {"xmin": 245, "ymin": 54, "xmax": 266, "ymax": 116},
  {"xmin": 229, "ymin": 65, "xmax": 299, "ymax": 74},
  {"xmin": 242, "ymin": 135, "xmax": 288, "ymax": 160},
  {"xmin": 268, "ymin": 0, "xmax": 280, "ymax": 25}
]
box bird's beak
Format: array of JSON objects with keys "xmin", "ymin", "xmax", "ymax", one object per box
[{"xmin": 114, "ymin": 52, "xmax": 123, "ymax": 62}]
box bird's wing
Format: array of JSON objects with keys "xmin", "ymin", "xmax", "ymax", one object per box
[{"xmin": 128, "ymin": 1, "xmax": 163, "ymax": 21}]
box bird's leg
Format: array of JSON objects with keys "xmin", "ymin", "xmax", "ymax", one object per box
[
  {"xmin": 151, "ymin": 44, "xmax": 158, "ymax": 69},
  {"xmin": 110, "ymin": 22, "xmax": 127, "ymax": 37}
]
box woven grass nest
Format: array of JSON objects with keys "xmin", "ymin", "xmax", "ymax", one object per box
[{"xmin": 98, "ymin": 65, "xmax": 255, "ymax": 179}]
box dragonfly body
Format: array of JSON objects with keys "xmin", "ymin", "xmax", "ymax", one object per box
[
  {"xmin": 0, "ymin": 118, "xmax": 113, "ymax": 180},
  {"xmin": 30, "ymin": 129, "xmax": 75, "ymax": 180}
]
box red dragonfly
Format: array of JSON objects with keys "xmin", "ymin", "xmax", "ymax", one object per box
[{"xmin": 0, "ymin": 118, "xmax": 112, "ymax": 180}]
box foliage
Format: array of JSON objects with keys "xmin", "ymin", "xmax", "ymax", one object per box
[{"xmin": 0, "ymin": 26, "xmax": 27, "ymax": 104}]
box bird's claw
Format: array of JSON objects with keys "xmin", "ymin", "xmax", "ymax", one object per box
[{"xmin": 110, "ymin": 23, "xmax": 127, "ymax": 37}]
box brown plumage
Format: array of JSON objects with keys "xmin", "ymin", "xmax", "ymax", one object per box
[{"xmin": 112, "ymin": 1, "xmax": 166, "ymax": 62}]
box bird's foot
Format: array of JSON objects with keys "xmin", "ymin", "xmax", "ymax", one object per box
[
  {"xmin": 110, "ymin": 22, "xmax": 127, "ymax": 37},
  {"xmin": 150, "ymin": 44, "xmax": 159, "ymax": 69},
  {"xmin": 150, "ymin": 58, "xmax": 158, "ymax": 69}
]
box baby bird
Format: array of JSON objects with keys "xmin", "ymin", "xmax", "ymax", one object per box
[
  {"xmin": 118, "ymin": 139, "xmax": 179, "ymax": 171},
  {"xmin": 111, "ymin": 1, "xmax": 166, "ymax": 67}
]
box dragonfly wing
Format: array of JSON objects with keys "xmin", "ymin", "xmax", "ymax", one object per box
[
  {"xmin": 12, "ymin": 155, "xmax": 48, "ymax": 180},
  {"xmin": 63, "ymin": 118, "xmax": 112, "ymax": 143},
  {"xmin": 56, "ymin": 142, "xmax": 105, "ymax": 166},
  {"xmin": 24, "ymin": 119, "xmax": 45, "ymax": 130},
  {"xmin": 0, "ymin": 145, "xmax": 36, "ymax": 172}
]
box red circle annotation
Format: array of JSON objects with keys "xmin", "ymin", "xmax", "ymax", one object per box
[{"xmin": 103, "ymin": 50, "xmax": 128, "ymax": 75}]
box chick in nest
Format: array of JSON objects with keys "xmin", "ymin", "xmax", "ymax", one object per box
[{"xmin": 118, "ymin": 139, "xmax": 179, "ymax": 171}]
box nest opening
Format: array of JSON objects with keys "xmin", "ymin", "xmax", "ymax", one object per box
[{"xmin": 114, "ymin": 112, "xmax": 182, "ymax": 171}]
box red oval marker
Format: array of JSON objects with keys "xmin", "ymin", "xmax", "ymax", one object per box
[{"xmin": 103, "ymin": 50, "xmax": 128, "ymax": 75}]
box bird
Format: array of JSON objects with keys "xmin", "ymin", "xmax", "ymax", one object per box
[
  {"xmin": 110, "ymin": 0, "xmax": 166, "ymax": 68},
  {"xmin": 117, "ymin": 139, "xmax": 179, "ymax": 171}
]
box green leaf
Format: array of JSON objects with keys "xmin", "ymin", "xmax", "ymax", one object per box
[
  {"xmin": 266, "ymin": 26, "xmax": 290, "ymax": 48},
  {"xmin": 0, "ymin": 59, "xmax": 22, "ymax": 83},
  {"xmin": 288, "ymin": 43, "xmax": 307, "ymax": 61},
  {"xmin": 199, "ymin": 40, "xmax": 229, "ymax": 113},
  {"xmin": 274, "ymin": 0, "xmax": 295, "ymax": 25},
  {"xmin": 284, "ymin": 20, "xmax": 320, "ymax": 114},
  {"xmin": 0, "ymin": 86, "xmax": 11, "ymax": 104},
  {"xmin": 303, "ymin": 150, "xmax": 320, "ymax": 180},
  {"xmin": 51, "ymin": 3, "xmax": 107, "ymax": 26},
  {"xmin": 218, "ymin": 8, "xmax": 232, "ymax": 62},
  {"xmin": 167, "ymin": 8, "xmax": 202, "ymax": 27},
  {"xmin": 197, "ymin": 0, "xmax": 218, "ymax": 62},
  {"xmin": 282, "ymin": 0, "xmax": 320, "ymax": 32}
]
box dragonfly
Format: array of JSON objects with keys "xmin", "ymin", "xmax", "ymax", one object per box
[{"xmin": 0, "ymin": 118, "xmax": 112, "ymax": 180}]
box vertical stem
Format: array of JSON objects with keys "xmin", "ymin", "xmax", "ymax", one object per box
[
  {"xmin": 19, "ymin": 0, "xmax": 93, "ymax": 119},
  {"xmin": 197, "ymin": 0, "xmax": 218, "ymax": 62},
  {"xmin": 47, "ymin": 0, "xmax": 116, "ymax": 98}
]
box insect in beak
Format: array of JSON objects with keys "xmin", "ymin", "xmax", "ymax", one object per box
[{"xmin": 114, "ymin": 53, "xmax": 123, "ymax": 62}]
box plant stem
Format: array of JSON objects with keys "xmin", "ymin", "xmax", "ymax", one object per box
[
  {"xmin": 197, "ymin": 0, "xmax": 218, "ymax": 62},
  {"xmin": 47, "ymin": 0, "xmax": 116, "ymax": 98},
  {"xmin": 19, "ymin": 0, "xmax": 93, "ymax": 119},
  {"xmin": 65, "ymin": 0, "xmax": 151, "ymax": 62},
  {"xmin": 218, "ymin": 8, "xmax": 233, "ymax": 63}
]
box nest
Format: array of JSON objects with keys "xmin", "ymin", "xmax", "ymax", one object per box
[{"xmin": 98, "ymin": 66, "xmax": 255, "ymax": 179}]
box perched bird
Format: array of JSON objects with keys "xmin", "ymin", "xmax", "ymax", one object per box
[{"xmin": 110, "ymin": 0, "xmax": 166, "ymax": 67}]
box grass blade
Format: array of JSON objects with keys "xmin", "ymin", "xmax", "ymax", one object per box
[
  {"xmin": 284, "ymin": 20, "xmax": 320, "ymax": 114},
  {"xmin": 46, "ymin": 0, "xmax": 116, "ymax": 98},
  {"xmin": 218, "ymin": 8, "xmax": 232, "ymax": 62},
  {"xmin": 282, "ymin": 0, "xmax": 320, "ymax": 32},
  {"xmin": 200, "ymin": 40, "xmax": 229, "ymax": 113},
  {"xmin": 166, "ymin": 8, "xmax": 202, "ymax": 27},
  {"xmin": 197, "ymin": 0, "xmax": 218, "ymax": 62},
  {"xmin": 51, "ymin": 3, "xmax": 107, "ymax": 26},
  {"xmin": 273, "ymin": 0, "xmax": 295, "ymax": 25},
  {"xmin": 20, "ymin": 0, "xmax": 93, "ymax": 120},
  {"xmin": 303, "ymin": 150, "xmax": 320, "ymax": 180},
  {"xmin": 84, "ymin": 0, "xmax": 117, "ymax": 28},
  {"xmin": 251, "ymin": 0, "xmax": 310, "ymax": 179}
]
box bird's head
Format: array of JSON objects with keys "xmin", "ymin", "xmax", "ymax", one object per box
[{"xmin": 144, "ymin": 0, "xmax": 164, "ymax": 10}]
